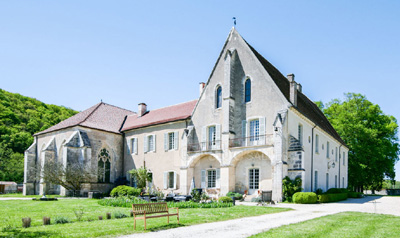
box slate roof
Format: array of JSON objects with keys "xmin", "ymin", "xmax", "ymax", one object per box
[
  {"xmin": 121, "ymin": 100, "xmax": 197, "ymax": 131},
  {"xmin": 245, "ymin": 40, "xmax": 346, "ymax": 145},
  {"xmin": 35, "ymin": 102, "xmax": 135, "ymax": 135}
]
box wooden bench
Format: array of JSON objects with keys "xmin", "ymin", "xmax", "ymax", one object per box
[{"xmin": 132, "ymin": 202, "xmax": 179, "ymax": 230}]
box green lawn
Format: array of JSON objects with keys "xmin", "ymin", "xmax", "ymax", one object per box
[
  {"xmin": 0, "ymin": 193, "xmax": 62, "ymax": 198},
  {"xmin": 251, "ymin": 212, "xmax": 400, "ymax": 238},
  {"xmin": 0, "ymin": 199, "xmax": 290, "ymax": 237}
]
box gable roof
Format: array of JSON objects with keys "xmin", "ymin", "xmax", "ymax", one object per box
[
  {"xmin": 121, "ymin": 100, "xmax": 197, "ymax": 131},
  {"xmin": 245, "ymin": 38, "xmax": 346, "ymax": 145},
  {"xmin": 35, "ymin": 102, "xmax": 135, "ymax": 135}
]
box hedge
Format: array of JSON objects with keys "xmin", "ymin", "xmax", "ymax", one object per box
[
  {"xmin": 348, "ymin": 192, "xmax": 363, "ymax": 198},
  {"xmin": 110, "ymin": 185, "xmax": 141, "ymax": 197},
  {"xmin": 318, "ymin": 193, "xmax": 348, "ymax": 203},
  {"xmin": 326, "ymin": 188, "xmax": 349, "ymax": 194},
  {"xmin": 218, "ymin": 196, "xmax": 233, "ymax": 203},
  {"xmin": 293, "ymin": 192, "xmax": 318, "ymax": 204}
]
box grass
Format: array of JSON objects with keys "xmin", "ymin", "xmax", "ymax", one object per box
[
  {"xmin": 250, "ymin": 212, "xmax": 400, "ymax": 238},
  {"xmin": 0, "ymin": 199, "xmax": 290, "ymax": 237}
]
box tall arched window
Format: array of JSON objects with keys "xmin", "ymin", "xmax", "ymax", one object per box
[
  {"xmin": 245, "ymin": 78, "xmax": 251, "ymax": 103},
  {"xmin": 216, "ymin": 86, "xmax": 222, "ymax": 108},
  {"xmin": 98, "ymin": 148, "xmax": 111, "ymax": 183}
]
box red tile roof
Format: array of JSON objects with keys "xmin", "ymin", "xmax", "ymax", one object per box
[
  {"xmin": 121, "ymin": 100, "xmax": 197, "ymax": 131},
  {"xmin": 35, "ymin": 102, "xmax": 135, "ymax": 135}
]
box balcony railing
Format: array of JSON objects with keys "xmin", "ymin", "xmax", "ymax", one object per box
[
  {"xmin": 187, "ymin": 140, "xmax": 221, "ymax": 152},
  {"xmin": 229, "ymin": 134, "xmax": 273, "ymax": 148}
]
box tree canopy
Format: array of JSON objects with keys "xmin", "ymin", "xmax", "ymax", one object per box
[
  {"xmin": 0, "ymin": 89, "xmax": 77, "ymax": 182},
  {"xmin": 322, "ymin": 93, "xmax": 399, "ymax": 191}
]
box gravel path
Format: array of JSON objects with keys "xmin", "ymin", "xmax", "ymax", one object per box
[{"xmin": 120, "ymin": 196, "xmax": 400, "ymax": 238}]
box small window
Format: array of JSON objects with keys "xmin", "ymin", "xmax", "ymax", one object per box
[
  {"xmin": 245, "ymin": 78, "xmax": 251, "ymax": 103},
  {"xmin": 343, "ymin": 152, "xmax": 345, "ymax": 166},
  {"xmin": 315, "ymin": 134, "xmax": 319, "ymax": 153},
  {"xmin": 335, "ymin": 147, "xmax": 338, "ymax": 162},
  {"xmin": 208, "ymin": 126, "xmax": 216, "ymax": 147},
  {"xmin": 342, "ymin": 177, "xmax": 345, "ymax": 188},
  {"xmin": 130, "ymin": 138, "xmax": 138, "ymax": 154},
  {"xmin": 250, "ymin": 119, "xmax": 260, "ymax": 142},
  {"xmin": 146, "ymin": 135, "xmax": 155, "ymax": 152},
  {"xmin": 207, "ymin": 169, "xmax": 216, "ymax": 188},
  {"xmin": 98, "ymin": 148, "xmax": 111, "ymax": 183},
  {"xmin": 298, "ymin": 124, "xmax": 303, "ymax": 145},
  {"xmin": 216, "ymin": 86, "xmax": 222, "ymax": 108},
  {"xmin": 326, "ymin": 142, "xmax": 330, "ymax": 158},
  {"xmin": 314, "ymin": 171, "xmax": 318, "ymax": 191},
  {"xmin": 335, "ymin": 175, "xmax": 338, "ymax": 188},
  {"xmin": 169, "ymin": 133, "xmax": 175, "ymax": 150},
  {"xmin": 326, "ymin": 173, "xmax": 329, "ymax": 190}
]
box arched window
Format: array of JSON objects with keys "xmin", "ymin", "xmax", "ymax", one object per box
[
  {"xmin": 98, "ymin": 148, "xmax": 111, "ymax": 183},
  {"xmin": 245, "ymin": 78, "xmax": 251, "ymax": 103},
  {"xmin": 216, "ymin": 86, "xmax": 222, "ymax": 108}
]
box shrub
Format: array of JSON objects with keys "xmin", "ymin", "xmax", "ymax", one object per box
[
  {"xmin": 43, "ymin": 216, "xmax": 51, "ymax": 225},
  {"xmin": 114, "ymin": 211, "xmax": 128, "ymax": 219},
  {"xmin": 54, "ymin": 216, "xmax": 71, "ymax": 224},
  {"xmin": 98, "ymin": 196, "xmax": 147, "ymax": 208},
  {"xmin": 326, "ymin": 188, "xmax": 349, "ymax": 194},
  {"xmin": 218, "ymin": 196, "xmax": 233, "ymax": 203},
  {"xmin": 318, "ymin": 193, "xmax": 348, "ymax": 203},
  {"xmin": 167, "ymin": 201, "xmax": 233, "ymax": 209},
  {"xmin": 226, "ymin": 192, "xmax": 243, "ymax": 200},
  {"xmin": 348, "ymin": 192, "xmax": 363, "ymax": 198},
  {"xmin": 110, "ymin": 185, "xmax": 141, "ymax": 197},
  {"xmin": 315, "ymin": 188, "xmax": 323, "ymax": 195},
  {"xmin": 282, "ymin": 176, "xmax": 302, "ymax": 202},
  {"xmin": 22, "ymin": 217, "xmax": 31, "ymax": 228},
  {"xmin": 292, "ymin": 192, "xmax": 318, "ymax": 204},
  {"xmin": 72, "ymin": 205, "xmax": 85, "ymax": 221}
]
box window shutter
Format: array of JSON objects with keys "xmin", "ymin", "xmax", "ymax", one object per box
[
  {"xmin": 134, "ymin": 138, "xmax": 138, "ymax": 154},
  {"xmin": 144, "ymin": 136, "xmax": 148, "ymax": 153},
  {"xmin": 173, "ymin": 172, "xmax": 177, "ymax": 189},
  {"xmin": 201, "ymin": 170, "xmax": 206, "ymax": 188},
  {"xmin": 163, "ymin": 172, "xmax": 168, "ymax": 189},
  {"xmin": 215, "ymin": 124, "xmax": 221, "ymax": 149},
  {"xmin": 174, "ymin": 132, "xmax": 179, "ymax": 150},
  {"xmin": 201, "ymin": 126, "xmax": 207, "ymax": 150},
  {"xmin": 216, "ymin": 168, "xmax": 221, "ymax": 188},
  {"xmin": 164, "ymin": 133, "xmax": 168, "ymax": 151},
  {"xmin": 152, "ymin": 134, "xmax": 156, "ymax": 152},
  {"xmin": 259, "ymin": 117, "xmax": 266, "ymax": 136}
]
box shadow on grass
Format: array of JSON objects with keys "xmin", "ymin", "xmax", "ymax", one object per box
[
  {"xmin": 147, "ymin": 223, "xmax": 186, "ymax": 232},
  {"xmin": 0, "ymin": 229, "xmax": 55, "ymax": 238}
]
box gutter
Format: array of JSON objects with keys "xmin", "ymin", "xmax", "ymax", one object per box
[{"xmin": 310, "ymin": 125, "xmax": 317, "ymax": 192}]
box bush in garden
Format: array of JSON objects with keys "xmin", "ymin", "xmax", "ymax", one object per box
[
  {"xmin": 226, "ymin": 192, "xmax": 243, "ymax": 200},
  {"xmin": 110, "ymin": 185, "xmax": 141, "ymax": 197},
  {"xmin": 43, "ymin": 216, "xmax": 51, "ymax": 225},
  {"xmin": 114, "ymin": 211, "xmax": 128, "ymax": 219},
  {"xmin": 348, "ymin": 191, "xmax": 363, "ymax": 198},
  {"xmin": 318, "ymin": 193, "xmax": 348, "ymax": 203},
  {"xmin": 218, "ymin": 196, "xmax": 233, "ymax": 203},
  {"xmin": 326, "ymin": 188, "xmax": 349, "ymax": 194},
  {"xmin": 292, "ymin": 192, "xmax": 318, "ymax": 204},
  {"xmin": 54, "ymin": 216, "xmax": 71, "ymax": 224},
  {"xmin": 315, "ymin": 188, "xmax": 323, "ymax": 195},
  {"xmin": 282, "ymin": 176, "xmax": 302, "ymax": 202}
]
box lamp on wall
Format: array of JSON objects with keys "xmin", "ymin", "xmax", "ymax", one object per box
[
  {"xmin": 210, "ymin": 165, "xmax": 212, "ymax": 168},
  {"xmin": 251, "ymin": 163, "xmax": 254, "ymax": 167}
]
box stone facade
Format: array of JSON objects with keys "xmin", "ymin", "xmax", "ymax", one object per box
[{"xmin": 24, "ymin": 28, "xmax": 348, "ymax": 201}]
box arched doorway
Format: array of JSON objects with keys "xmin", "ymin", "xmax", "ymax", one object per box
[{"xmin": 232, "ymin": 151, "xmax": 272, "ymax": 195}]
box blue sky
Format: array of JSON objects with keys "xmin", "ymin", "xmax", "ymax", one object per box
[{"xmin": 1, "ymin": 1, "xmax": 400, "ymax": 180}]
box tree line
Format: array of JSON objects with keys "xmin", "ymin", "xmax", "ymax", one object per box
[{"xmin": 0, "ymin": 89, "xmax": 77, "ymax": 182}]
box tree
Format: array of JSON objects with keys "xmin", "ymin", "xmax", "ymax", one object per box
[
  {"xmin": 38, "ymin": 160, "xmax": 96, "ymax": 196},
  {"xmin": 322, "ymin": 93, "xmax": 399, "ymax": 192},
  {"xmin": 129, "ymin": 167, "xmax": 152, "ymax": 189}
]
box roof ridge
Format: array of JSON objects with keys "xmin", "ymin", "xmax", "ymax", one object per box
[
  {"xmin": 143, "ymin": 99, "xmax": 197, "ymax": 113},
  {"xmin": 78, "ymin": 102, "xmax": 103, "ymax": 125},
  {"xmin": 101, "ymin": 101, "xmax": 136, "ymax": 114}
]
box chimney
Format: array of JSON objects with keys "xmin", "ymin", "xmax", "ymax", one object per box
[
  {"xmin": 138, "ymin": 103, "xmax": 147, "ymax": 117},
  {"xmin": 287, "ymin": 74, "xmax": 297, "ymax": 106},
  {"xmin": 199, "ymin": 82, "xmax": 205, "ymax": 96},
  {"xmin": 297, "ymin": 83, "xmax": 302, "ymax": 93}
]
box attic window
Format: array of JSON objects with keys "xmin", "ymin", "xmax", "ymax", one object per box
[
  {"xmin": 216, "ymin": 86, "xmax": 222, "ymax": 109},
  {"xmin": 245, "ymin": 78, "xmax": 251, "ymax": 103}
]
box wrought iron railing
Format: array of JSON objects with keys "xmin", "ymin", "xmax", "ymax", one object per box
[
  {"xmin": 229, "ymin": 134, "xmax": 273, "ymax": 148},
  {"xmin": 187, "ymin": 140, "xmax": 221, "ymax": 152}
]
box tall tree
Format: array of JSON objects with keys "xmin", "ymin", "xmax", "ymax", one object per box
[{"xmin": 322, "ymin": 93, "xmax": 399, "ymax": 191}]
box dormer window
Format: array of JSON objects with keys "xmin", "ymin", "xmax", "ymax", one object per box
[
  {"xmin": 216, "ymin": 86, "xmax": 222, "ymax": 108},
  {"xmin": 245, "ymin": 78, "xmax": 251, "ymax": 103}
]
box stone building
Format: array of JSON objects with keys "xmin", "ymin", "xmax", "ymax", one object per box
[{"xmin": 24, "ymin": 28, "xmax": 348, "ymax": 201}]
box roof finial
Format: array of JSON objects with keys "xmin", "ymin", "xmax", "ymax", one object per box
[{"xmin": 232, "ymin": 17, "xmax": 236, "ymax": 27}]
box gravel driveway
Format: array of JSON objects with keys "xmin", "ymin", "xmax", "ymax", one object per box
[{"xmin": 119, "ymin": 196, "xmax": 400, "ymax": 238}]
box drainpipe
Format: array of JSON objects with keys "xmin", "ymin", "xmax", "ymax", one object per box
[
  {"xmin": 35, "ymin": 135, "xmax": 38, "ymax": 195},
  {"xmin": 339, "ymin": 145, "xmax": 342, "ymax": 188},
  {"xmin": 310, "ymin": 125, "xmax": 317, "ymax": 192}
]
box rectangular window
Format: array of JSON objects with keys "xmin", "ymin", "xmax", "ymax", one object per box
[
  {"xmin": 168, "ymin": 171, "xmax": 174, "ymax": 189},
  {"xmin": 315, "ymin": 134, "xmax": 319, "ymax": 153},
  {"xmin": 335, "ymin": 147, "xmax": 338, "ymax": 162},
  {"xmin": 250, "ymin": 119, "xmax": 260, "ymax": 142},
  {"xmin": 298, "ymin": 124, "xmax": 303, "ymax": 145},
  {"xmin": 147, "ymin": 135, "xmax": 155, "ymax": 152},
  {"xmin": 335, "ymin": 175, "xmax": 338, "ymax": 188},
  {"xmin": 207, "ymin": 170, "xmax": 216, "ymax": 188},
  {"xmin": 314, "ymin": 171, "xmax": 318, "ymax": 191},
  {"xmin": 131, "ymin": 138, "xmax": 137, "ymax": 154},
  {"xmin": 168, "ymin": 132, "xmax": 175, "ymax": 150},
  {"xmin": 343, "ymin": 152, "xmax": 345, "ymax": 166},
  {"xmin": 326, "ymin": 142, "xmax": 330, "ymax": 158},
  {"xmin": 326, "ymin": 173, "xmax": 329, "ymax": 190},
  {"xmin": 208, "ymin": 126, "xmax": 216, "ymax": 147},
  {"xmin": 342, "ymin": 177, "xmax": 345, "ymax": 188}
]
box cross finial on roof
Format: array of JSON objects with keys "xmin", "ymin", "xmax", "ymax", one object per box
[{"xmin": 232, "ymin": 17, "xmax": 236, "ymax": 27}]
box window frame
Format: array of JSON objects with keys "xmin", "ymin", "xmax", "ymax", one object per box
[
  {"xmin": 244, "ymin": 78, "xmax": 251, "ymax": 103},
  {"xmin": 130, "ymin": 137, "xmax": 138, "ymax": 155},
  {"xmin": 207, "ymin": 169, "xmax": 216, "ymax": 188},
  {"xmin": 215, "ymin": 85, "xmax": 222, "ymax": 109},
  {"xmin": 298, "ymin": 124, "xmax": 303, "ymax": 145},
  {"xmin": 315, "ymin": 134, "xmax": 319, "ymax": 153},
  {"xmin": 326, "ymin": 142, "xmax": 330, "ymax": 158}
]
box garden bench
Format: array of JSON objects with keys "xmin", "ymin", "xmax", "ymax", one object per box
[{"xmin": 132, "ymin": 202, "xmax": 179, "ymax": 230}]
